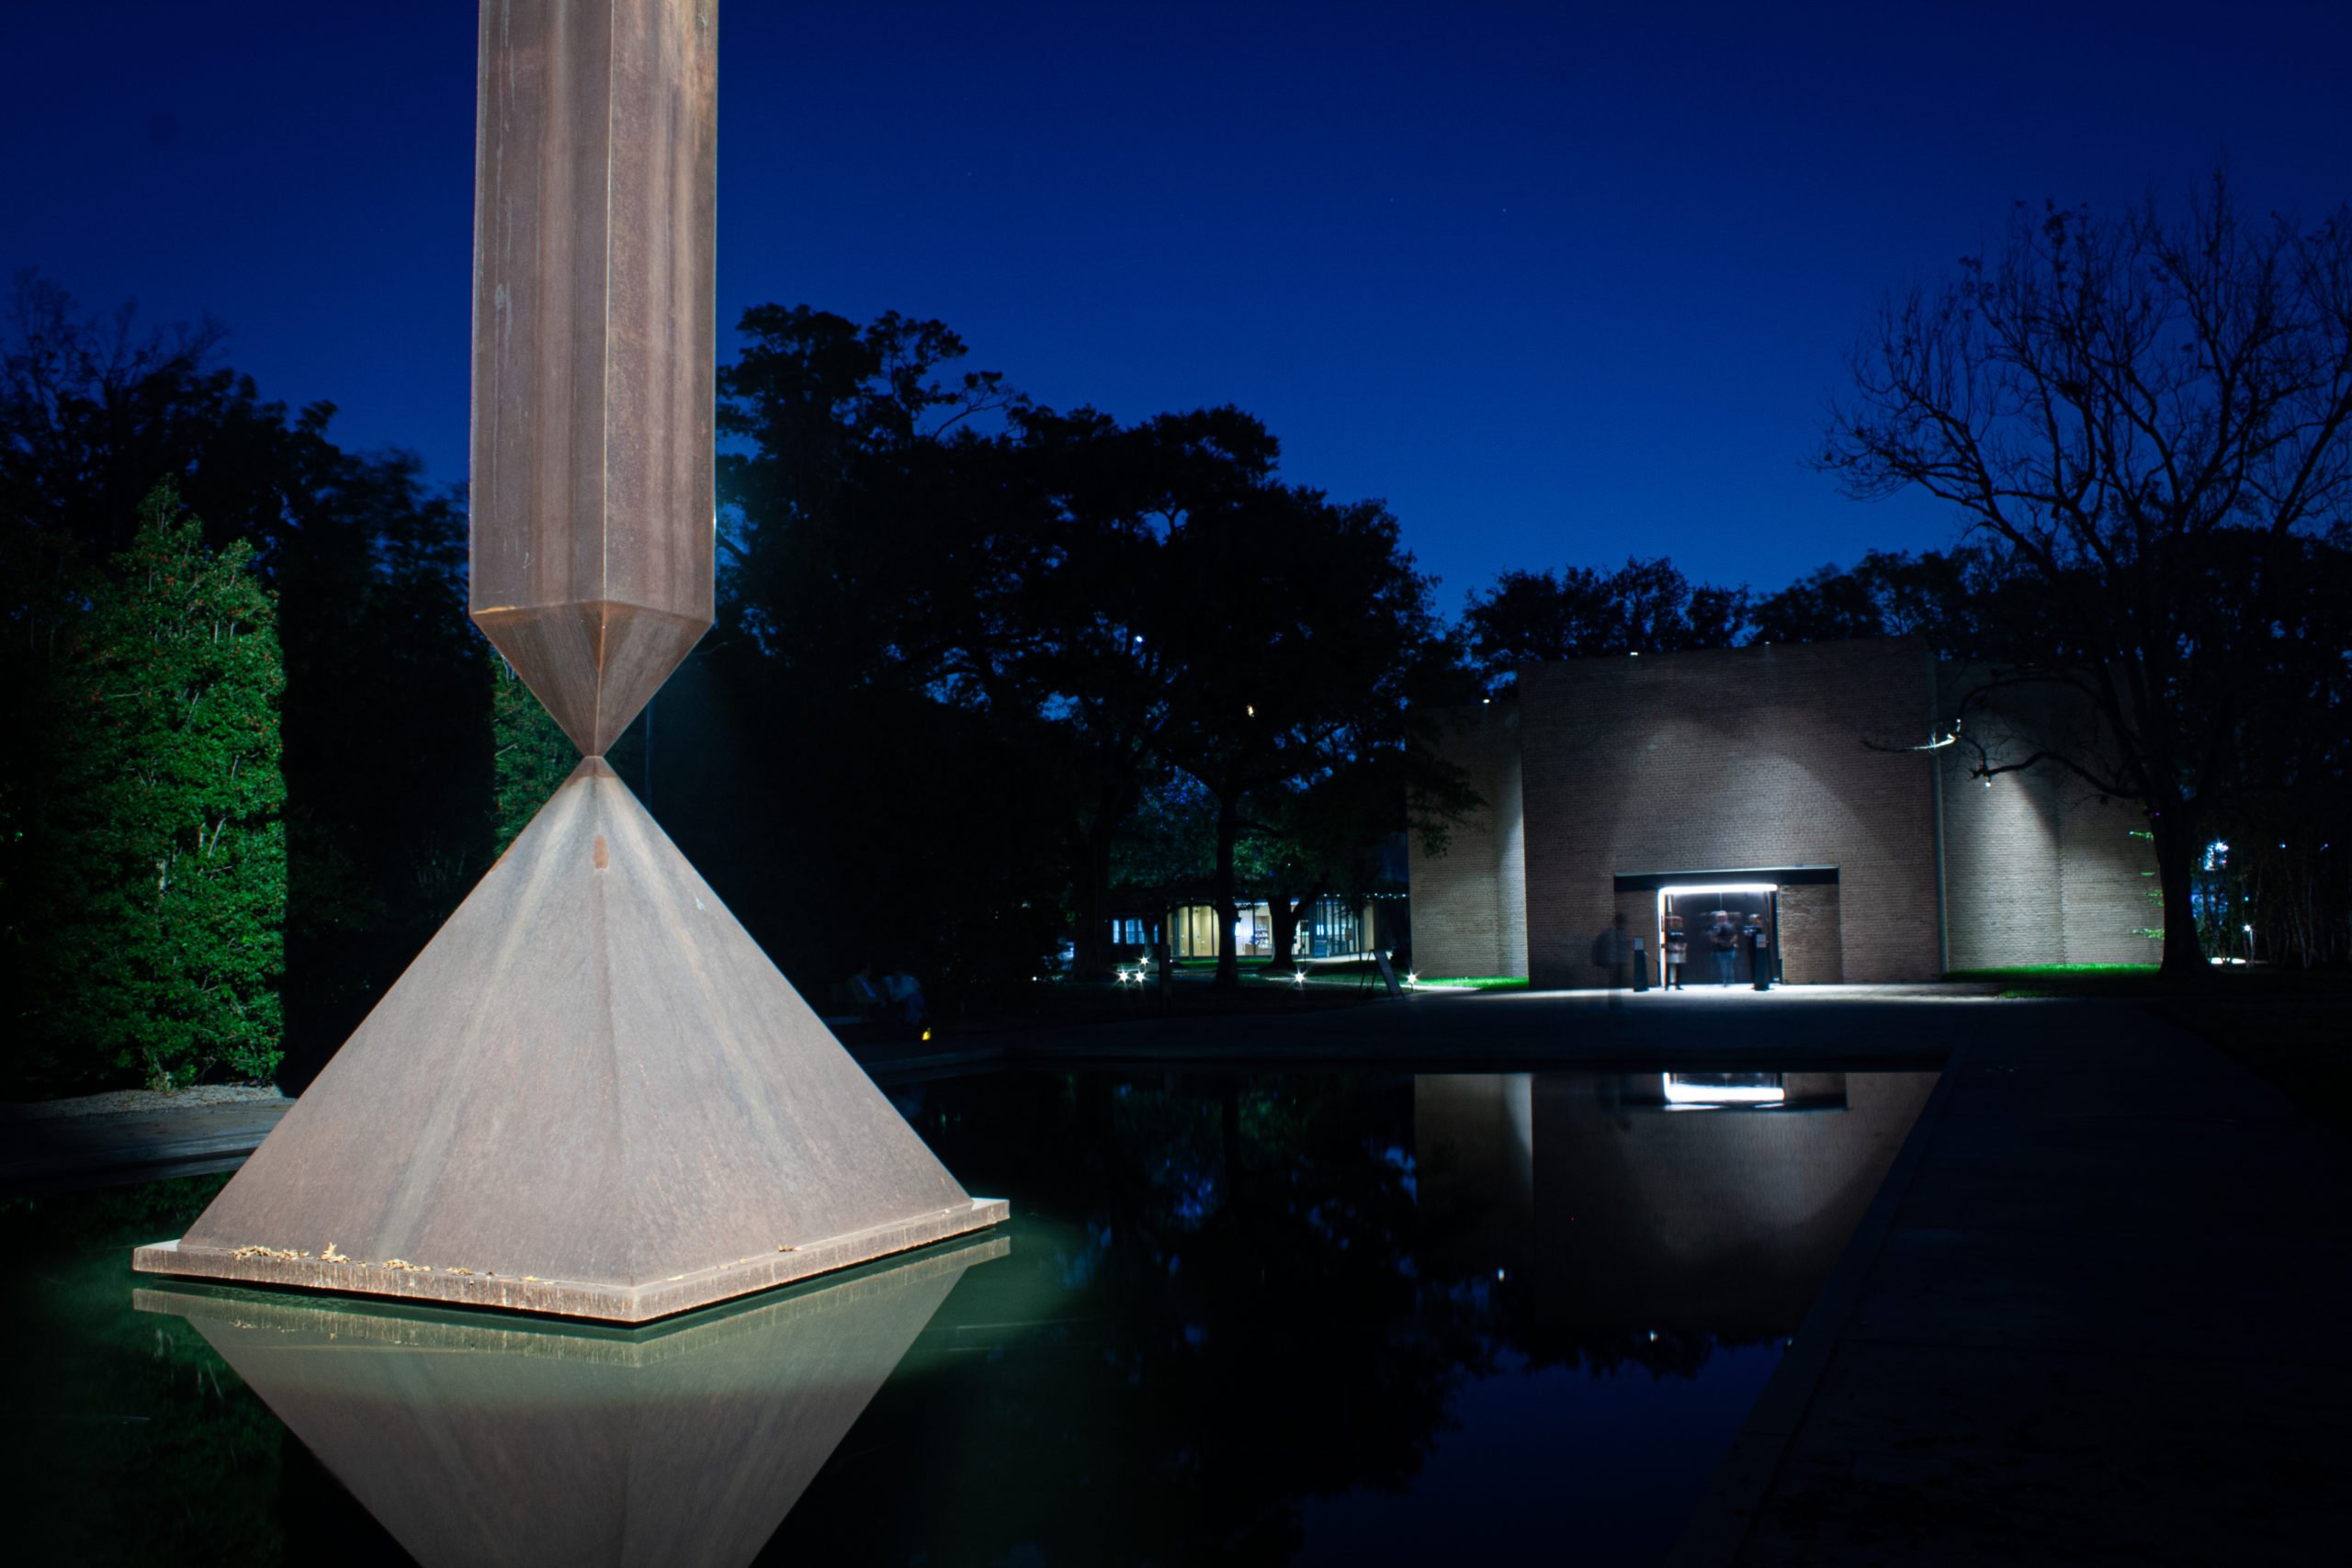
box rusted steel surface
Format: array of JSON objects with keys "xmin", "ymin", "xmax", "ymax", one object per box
[
  {"xmin": 136, "ymin": 761, "xmax": 1005, "ymax": 1322},
  {"xmin": 136, "ymin": 1235, "xmax": 1005, "ymax": 1567},
  {"xmin": 469, "ymin": 0, "xmax": 718, "ymax": 756}
]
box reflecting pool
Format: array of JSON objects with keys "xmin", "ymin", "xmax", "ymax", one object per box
[{"xmin": 2, "ymin": 1066, "xmax": 1936, "ymax": 1565}]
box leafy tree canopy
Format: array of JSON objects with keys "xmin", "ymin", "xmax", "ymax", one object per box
[{"xmin": 15, "ymin": 488, "xmax": 285, "ymax": 1090}]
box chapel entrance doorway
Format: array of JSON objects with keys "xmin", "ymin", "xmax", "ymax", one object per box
[{"xmin": 1658, "ymin": 885, "xmax": 1778, "ymax": 989}]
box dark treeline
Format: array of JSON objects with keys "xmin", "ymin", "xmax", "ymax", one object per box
[
  {"xmin": 0, "ymin": 282, "xmax": 1474, "ymax": 1093},
  {"xmin": 679, "ymin": 305, "xmax": 1474, "ymax": 994},
  {"xmin": 9, "ymin": 175, "xmax": 2351, "ymax": 1094}
]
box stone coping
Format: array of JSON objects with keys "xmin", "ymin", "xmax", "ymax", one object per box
[
  {"xmin": 133, "ymin": 1197, "xmax": 1009, "ymax": 1325},
  {"xmin": 132, "ymin": 1230, "xmax": 1012, "ymax": 1363}
]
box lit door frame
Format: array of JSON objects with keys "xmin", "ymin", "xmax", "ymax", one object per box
[{"xmin": 1654, "ymin": 882, "xmax": 1780, "ymax": 986}]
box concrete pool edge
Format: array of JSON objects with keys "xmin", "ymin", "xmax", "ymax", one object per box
[
  {"xmin": 131, "ymin": 1197, "xmax": 1012, "ymax": 1325},
  {"xmin": 1666, "ymin": 1043, "xmax": 1965, "ymax": 1567}
]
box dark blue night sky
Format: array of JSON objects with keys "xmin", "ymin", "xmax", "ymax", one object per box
[{"xmin": 6, "ymin": 1, "xmax": 2347, "ymax": 602}]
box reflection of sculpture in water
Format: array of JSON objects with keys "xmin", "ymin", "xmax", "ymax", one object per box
[
  {"xmin": 135, "ymin": 1235, "xmax": 1006, "ymax": 1568},
  {"xmin": 1415, "ymin": 1071, "xmax": 1935, "ymax": 1340}
]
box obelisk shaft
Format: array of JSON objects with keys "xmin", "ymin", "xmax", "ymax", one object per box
[{"xmin": 469, "ymin": 0, "xmax": 718, "ymax": 756}]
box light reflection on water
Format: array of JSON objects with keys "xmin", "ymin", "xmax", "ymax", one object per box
[{"xmin": 7, "ymin": 1066, "xmax": 1935, "ymax": 1565}]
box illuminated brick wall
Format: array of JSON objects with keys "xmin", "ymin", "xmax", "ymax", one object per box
[
  {"xmin": 1934, "ymin": 671, "xmax": 2159, "ymax": 968},
  {"xmin": 1406, "ymin": 705, "xmax": 1529, "ymax": 978},
  {"xmin": 1516, "ymin": 641, "xmax": 1943, "ymax": 987},
  {"xmin": 1775, "ymin": 883, "xmax": 1845, "ymax": 984}
]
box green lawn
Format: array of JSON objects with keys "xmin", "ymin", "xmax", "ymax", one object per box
[{"xmin": 1943, "ymin": 964, "xmax": 2159, "ymax": 981}]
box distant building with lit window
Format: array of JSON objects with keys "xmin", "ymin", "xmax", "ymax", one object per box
[
  {"xmin": 1108, "ymin": 842, "xmax": 1411, "ymax": 966},
  {"xmin": 1409, "ymin": 639, "xmax": 2155, "ymax": 987}
]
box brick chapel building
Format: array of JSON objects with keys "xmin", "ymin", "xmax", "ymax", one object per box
[{"xmin": 1408, "ymin": 639, "xmax": 2156, "ymax": 987}]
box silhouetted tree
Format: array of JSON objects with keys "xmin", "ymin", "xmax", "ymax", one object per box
[
  {"xmin": 1463, "ymin": 556, "xmax": 1747, "ymax": 695},
  {"xmin": 1748, "ymin": 547, "xmax": 1990, "ymax": 654},
  {"xmin": 718, "ymin": 334, "xmax": 1475, "ymax": 991},
  {"xmin": 708, "ymin": 304, "xmax": 1066, "ymax": 994},
  {"xmin": 716, "ymin": 303, "xmax": 1023, "ymax": 677},
  {"xmin": 1157, "ymin": 469, "xmax": 1467, "ymax": 987},
  {"xmin": 1017, "ymin": 407, "xmax": 1276, "ymax": 979},
  {"xmin": 1819, "ymin": 177, "xmax": 2352, "ymax": 976}
]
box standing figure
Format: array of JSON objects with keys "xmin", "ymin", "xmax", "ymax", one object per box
[
  {"xmin": 1606, "ymin": 912, "xmax": 1632, "ymax": 987},
  {"xmin": 849, "ymin": 962, "xmax": 888, "ymax": 1023},
  {"xmin": 1709, "ymin": 910, "xmax": 1738, "ymax": 987},
  {"xmin": 1664, "ymin": 913, "xmax": 1689, "ymax": 990},
  {"xmin": 1742, "ymin": 911, "xmax": 1772, "ymax": 991},
  {"xmin": 885, "ymin": 964, "xmax": 926, "ymax": 1028},
  {"xmin": 1595, "ymin": 912, "xmax": 1632, "ymax": 1010}
]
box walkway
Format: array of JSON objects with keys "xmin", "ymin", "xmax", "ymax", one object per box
[
  {"xmin": 1659, "ymin": 992, "xmax": 2352, "ymax": 1564},
  {"xmin": 0, "ymin": 1092, "xmax": 293, "ymax": 1191}
]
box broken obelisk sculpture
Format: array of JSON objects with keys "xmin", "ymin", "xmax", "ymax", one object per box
[{"xmin": 132, "ymin": 0, "xmax": 1005, "ymax": 1322}]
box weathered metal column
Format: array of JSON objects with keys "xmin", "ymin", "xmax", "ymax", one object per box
[
  {"xmin": 133, "ymin": 0, "xmax": 1006, "ymax": 1322},
  {"xmin": 469, "ymin": 0, "xmax": 718, "ymax": 754}
]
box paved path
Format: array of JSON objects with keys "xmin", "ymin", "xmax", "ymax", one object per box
[
  {"xmin": 0, "ymin": 1097, "xmax": 295, "ymax": 1191},
  {"xmin": 1663, "ymin": 995, "xmax": 2352, "ymax": 1565}
]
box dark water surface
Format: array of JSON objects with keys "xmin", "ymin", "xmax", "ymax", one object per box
[{"xmin": 2, "ymin": 1066, "xmax": 1936, "ymax": 1565}]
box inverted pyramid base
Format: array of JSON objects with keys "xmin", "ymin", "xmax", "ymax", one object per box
[{"xmin": 135, "ymin": 1196, "xmax": 1008, "ymax": 1324}]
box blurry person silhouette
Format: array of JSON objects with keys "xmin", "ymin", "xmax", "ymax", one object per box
[
  {"xmin": 1664, "ymin": 913, "xmax": 1689, "ymax": 990},
  {"xmin": 1596, "ymin": 911, "xmax": 1632, "ymax": 1010},
  {"xmin": 1709, "ymin": 910, "xmax": 1738, "ymax": 986},
  {"xmin": 885, "ymin": 963, "xmax": 926, "ymax": 1028},
  {"xmin": 1743, "ymin": 910, "xmax": 1772, "ymax": 990},
  {"xmin": 848, "ymin": 962, "xmax": 888, "ymax": 1024}
]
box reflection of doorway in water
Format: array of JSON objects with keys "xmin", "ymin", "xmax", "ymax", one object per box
[{"xmin": 1657, "ymin": 885, "xmax": 1779, "ymax": 988}]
